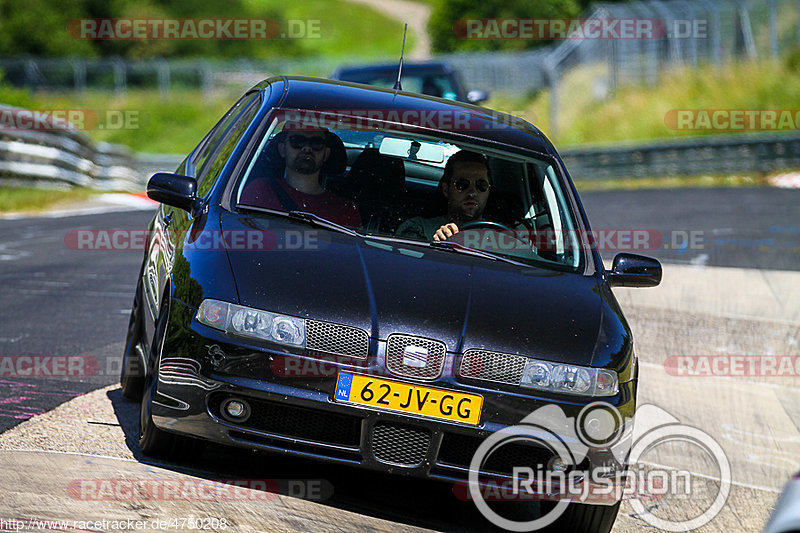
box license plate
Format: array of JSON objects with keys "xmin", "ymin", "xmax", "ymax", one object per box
[{"xmin": 334, "ymin": 372, "xmax": 483, "ymax": 426}]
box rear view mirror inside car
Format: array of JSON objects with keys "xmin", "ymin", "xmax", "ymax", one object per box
[{"xmin": 379, "ymin": 137, "xmax": 445, "ymax": 163}]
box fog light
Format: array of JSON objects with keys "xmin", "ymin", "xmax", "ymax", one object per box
[{"xmin": 221, "ymin": 398, "xmax": 250, "ymax": 423}]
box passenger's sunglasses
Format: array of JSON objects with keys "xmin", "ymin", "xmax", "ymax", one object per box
[
  {"xmin": 452, "ymin": 178, "xmax": 491, "ymax": 193},
  {"xmin": 286, "ymin": 134, "xmax": 326, "ymax": 151}
]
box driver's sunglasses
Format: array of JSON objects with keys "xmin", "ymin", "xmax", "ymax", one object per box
[
  {"xmin": 286, "ymin": 134, "xmax": 326, "ymax": 151},
  {"xmin": 453, "ymin": 178, "xmax": 491, "ymax": 193}
]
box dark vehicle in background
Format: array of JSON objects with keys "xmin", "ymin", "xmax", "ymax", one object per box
[
  {"xmin": 330, "ymin": 61, "xmax": 489, "ymax": 104},
  {"xmin": 121, "ymin": 75, "xmax": 661, "ymax": 532}
]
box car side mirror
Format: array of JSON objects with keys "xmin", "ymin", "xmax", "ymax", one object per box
[
  {"xmin": 608, "ymin": 253, "xmax": 662, "ymax": 288},
  {"xmin": 467, "ymin": 89, "xmax": 489, "ymax": 104},
  {"xmin": 147, "ymin": 172, "xmax": 197, "ymax": 214}
]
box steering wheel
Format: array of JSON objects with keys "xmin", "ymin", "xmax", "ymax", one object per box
[
  {"xmin": 454, "ymin": 220, "xmax": 533, "ymax": 251},
  {"xmin": 458, "ymin": 220, "xmax": 515, "ymax": 232}
]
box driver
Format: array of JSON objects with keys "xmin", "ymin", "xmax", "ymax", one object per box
[{"xmin": 396, "ymin": 150, "xmax": 491, "ymax": 241}]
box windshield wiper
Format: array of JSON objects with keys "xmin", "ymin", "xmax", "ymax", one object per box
[
  {"xmin": 237, "ymin": 204, "xmax": 360, "ymax": 237},
  {"xmin": 428, "ymin": 240, "xmax": 526, "ymax": 266},
  {"xmin": 359, "ymin": 232, "xmax": 528, "ymax": 266}
]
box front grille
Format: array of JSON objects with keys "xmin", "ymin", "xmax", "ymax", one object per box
[
  {"xmin": 371, "ymin": 423, "xmax": 431, "ymax": 466},
  {"xmin": 459, "ymin": 349, "xmax": 526, "ymax": 385},
  {"xmin": 386, "ymin": 334, "xmax": 446, "ymax": 380},
  {"xmin": 438, "ymin": 432, "xmax": 555, "ymax": 476},
  {"xmin": 209, "ymin": 393, "xmax": 361, "ymax": 446},
  {"xmin": 306, "ymin": 320, "xmax": 369, "ymax": 359}
]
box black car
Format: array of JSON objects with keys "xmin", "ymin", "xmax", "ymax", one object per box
[
  {"xmin": 330, "ymin": 61, "xmax": 488, "ymax": 104},
  {"xmin": 121, "ymin": 76, "xmax": 661, "ymax": 531}
]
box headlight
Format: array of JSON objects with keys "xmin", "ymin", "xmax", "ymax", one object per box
[
  {"xmin": 520, "ymin": 360, "xmax": 618, "ymax": 397},
  {"xmin": 197, "ymin": 299, "xmax": 305, "ymax": 347}
]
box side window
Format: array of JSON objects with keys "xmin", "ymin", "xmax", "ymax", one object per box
[
  {"xmin": 193, "ymin": 93, "xmax": 260, "ymax": 198},
  {"xmin": 190, "ymin": 94, "xmax": 249, "ymax": 175}
]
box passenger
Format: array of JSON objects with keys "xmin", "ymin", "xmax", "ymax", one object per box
[
  {"xmin": 240, "ymin": 127, "xmax": 361, "ymax": 227},
  {"xmin": 421, "ymin": 76, "xmax": 443, "ymax": 98},
  {"xmin": 396, "ymin": 150, "xmax": 491, "ymax": 241}
]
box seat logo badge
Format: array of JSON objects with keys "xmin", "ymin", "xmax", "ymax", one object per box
[{"xmin": 403, "ymin": 345, "xmax": 428, "ymax": 368}]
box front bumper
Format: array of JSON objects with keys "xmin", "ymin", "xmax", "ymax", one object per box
[
  {"xmin": 151, "ymin": 302, "xmax": 636, "ymax": 503},
  {"xmin": 152, "ymin": 358, "xmax": 634, "ymax": 503}
]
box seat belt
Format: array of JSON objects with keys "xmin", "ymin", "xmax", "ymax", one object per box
[{"xmin": 269, "ymin": 175, "xmax": 300, "ymax": 211}]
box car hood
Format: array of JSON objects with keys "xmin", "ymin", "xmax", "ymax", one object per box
[{"xmin": 221, "ymin": 212, "xmax": 607, "ymax": 367}]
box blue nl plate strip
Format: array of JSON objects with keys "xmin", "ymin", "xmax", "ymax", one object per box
[{"xmin": 335, "ymin": 372, "xmax": 354, "ymax": 401}]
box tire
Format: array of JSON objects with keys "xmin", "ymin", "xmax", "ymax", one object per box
[
  {"xmin": 138, "ymin": 366, "xmax": 198, "ymax": 459},
  {"xmin": 541, "ymin": 501, "xmax": 621, "ymax": 533},
  {"xmin": 120, "ymin": 282, "xmax": 145, "ymax": 401},
  {"xmin": 139, "ymin": 368, "xmax": 176, "ymax": 457},
  {"xmin": 138, "ymin": 289, "xmax": 197, "ymax": 459}
]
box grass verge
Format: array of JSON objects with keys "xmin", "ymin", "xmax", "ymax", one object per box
[
  {"xmin": 0, "ymin": 187, "xmax": 98, "ymax": 214},
  {"xmin": 486, "ymin": 58, "xmax": 800, "ymax": 146}
]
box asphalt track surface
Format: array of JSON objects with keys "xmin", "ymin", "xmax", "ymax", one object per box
[
  {"xmin": 0, "ymin": 186, "xmax": 798, "ymax": 532},
  {"xmin": 579, "ymin": 187, "xmax": 800, "ymax": 271}
]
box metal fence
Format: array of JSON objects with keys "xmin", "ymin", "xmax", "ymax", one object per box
[{"xmin": 2, "ymin": 0, "xmax": 797, "ymax": 99}]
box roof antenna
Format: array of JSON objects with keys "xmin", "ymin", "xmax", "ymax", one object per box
[{"xmin": 393, "ymin": 23, "xmax": 408, "ymax": 93}]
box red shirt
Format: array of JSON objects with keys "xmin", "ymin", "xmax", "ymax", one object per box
[{"xmin": 240, "ymin": 177, "xmax": 362, "ymax": 228}]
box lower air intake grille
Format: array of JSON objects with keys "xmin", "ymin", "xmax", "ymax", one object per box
[
  {"xmin": 208, "ymin": 393, "xmax": 361, "ymax": 446},
  {"xmin": 371, "ymin": 423, "xmax": 431, "ymax": 466},
  {"xmin": 459, "ymin": 349, "xmax": 526, "ymax": 385},
  {"xmin": 438, "ymin": 432, "xmax": 555, "ymax": 476},
  {"xmin": 306, "ymin": 320, "xmax": 369, "ymax": 359}
]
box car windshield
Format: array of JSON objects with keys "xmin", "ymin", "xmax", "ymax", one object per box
[
  {"xmin": 233, "ymin": 108, "xmax": 582, "ymax": 271},
  {"xmin": 340, "ymin": 71, "xmax": 459, "ymax": 100}
]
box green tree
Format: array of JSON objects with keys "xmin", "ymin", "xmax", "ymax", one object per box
[
  {"xmin": 429, "ymin": 0, "xmax": 581, "ymax": 53},
  {"xmin": 428, "ymin": 0, "xmax": 638, "ymax": 53},
  {"xmin": 0, "ymin": 0, "xmax": 97, "ymax": 56}
]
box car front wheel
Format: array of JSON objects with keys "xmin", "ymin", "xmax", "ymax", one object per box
[
  {"xmin": 138, "ymin": 368, "xmax": 198, "ymax": 459},
  {"xmin": 120, "ymin": 281, "xmax": 145, "ymax": 401},
  {"xmin": 542, "ymin": 501, "xmax": 620, "ymax": 533}
]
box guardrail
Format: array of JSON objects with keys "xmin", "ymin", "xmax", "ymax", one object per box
[
  {"xmin": 0, "ymin": 110, "xmax": 143, "ymax": 191},
  {"xmin": 561, "ymin": 133, "xmax": 800, "ymax": 181}
]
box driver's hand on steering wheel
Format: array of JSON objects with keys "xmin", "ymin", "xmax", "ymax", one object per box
[{"xmin": 433, "ymin": 223, "xmax": 459, "ymax": 241}]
